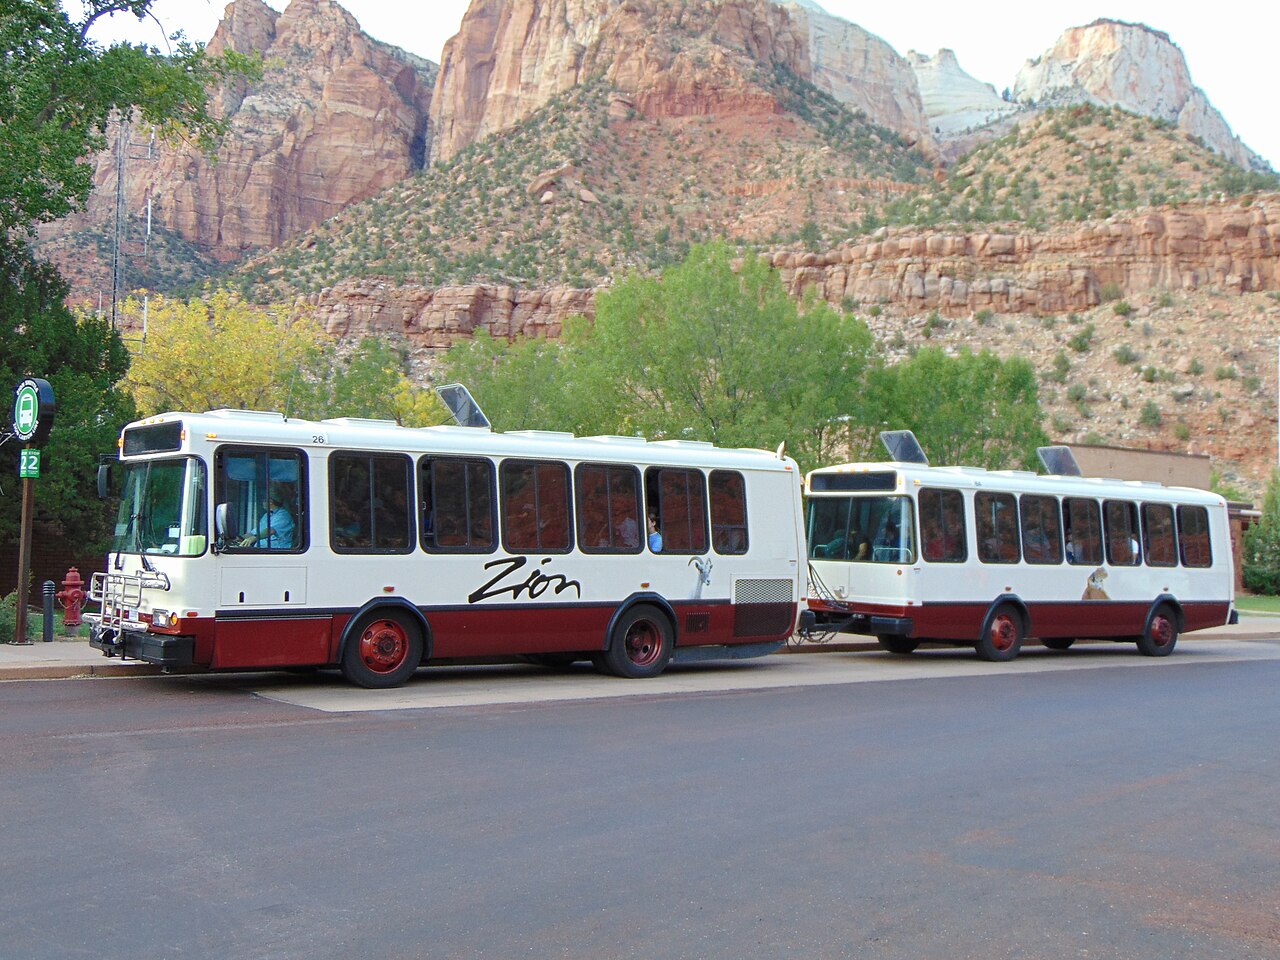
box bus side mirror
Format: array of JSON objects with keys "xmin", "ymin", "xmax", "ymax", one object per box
[
  {"xmin": 96, "ymin": 463, "xmax": 112, "ymax": 500},
  {"xmin": 215, "ymin": 503, "xmax": 239, "ymax": 543}
]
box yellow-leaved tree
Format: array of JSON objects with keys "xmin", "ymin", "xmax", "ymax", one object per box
[{"xmin": 120, "ymin": 290, "xmax": 446, "ymax": 425}]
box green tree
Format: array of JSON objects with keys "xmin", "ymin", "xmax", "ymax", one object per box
[
  {"xmin": 871, "ymin": 347, "xmax": 1049, "ymax": 469},
  {"xmin": 1, "ymin": 0, "xmax": 258, "ymax": 234},
  {"xmin": 443, "ymin": 243, "xmax": 881, "ymax": 472},
  {"xmin": 0, "ymin": 238, "xmax": 135, "ymax": 547},
  {"xmin": 1243, "ymin": 470, "xmax": 1280, "ymax": 595},
  {"xmin": 121, "ymin": 292, "xmax": 444, "ymax": 425},
  {"xmin": 437, "ymin": 330, "xmax": 581, "ymax": 433}
]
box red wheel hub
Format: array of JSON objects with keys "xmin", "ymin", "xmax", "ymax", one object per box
[
  {"xmin": 1150, "ymin": 615, "xmax": 1174, "ymax": 647},
  {"xmin": 625, "ymin": 621, "xmax": 662, "ymax": 667},
  {"xmin": 990, "ymin": 614, "xmax": 1018, "ymax": 652},
  {"xmin": 360, "ymin": 619, "xmax": 409, "ymax": 674}
]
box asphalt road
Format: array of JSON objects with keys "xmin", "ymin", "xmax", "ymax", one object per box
[{"xmin": 3, "ymin": 643, "xmax": 1279, "ymax": 960}]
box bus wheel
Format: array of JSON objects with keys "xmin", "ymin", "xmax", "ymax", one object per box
[
  {"xmin": 601, "ymin": 606, "xmax": 673, "ymax": 679},
  {"xmin": 1041, "ymin": 637, "xmax": 1075, "ymax": 651},
  {"xmin": 1137, "ymin": 604, "xmax": 1179, "ymax": 657},
  {"xmin": 877, "ymin": 635, "xmax": 919, "ymax": 655},
  {"xmin": 977, "ymin": 604, "xmax": 1024, "ymax": 662},
  {"xmin": 342, "ymin": 610, "xmax": 423, "ymax": 688}
]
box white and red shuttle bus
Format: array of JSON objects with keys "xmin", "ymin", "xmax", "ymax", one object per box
[
  {"xmin": 805, "ymin": 459, "xmax": 1235, "ymax": 660},
  {"xmin": 87, "ymin": 408, "xmax": 807, "ymax": 686}
]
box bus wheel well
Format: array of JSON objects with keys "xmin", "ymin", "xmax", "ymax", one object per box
[
  {"xmin": 1148, "ymin": 595, "xmax": 1184, "ymax": 632},
  {"xmin": 606, "ymin": 594, "xmax": 679, "ymax": 650},
  {"xmin": 982, "ymin": 595, "xmax": 1029, "ymax": 637},
  {"xmin": 339, "ymin": 598, "xmax": 432, "ymax": 666},
  {"xmin": 976, "ymin": 597, "xmax": 1027, "ymax": 662}
]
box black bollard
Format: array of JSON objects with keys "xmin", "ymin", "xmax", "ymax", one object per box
[{"xmin": 42, "ymin": 581, "xmax": 55, "ymax": 643}]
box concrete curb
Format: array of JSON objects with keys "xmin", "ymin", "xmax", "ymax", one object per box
[
  {"xmin": 0, "ymin": 659, "xmax": 164, "ymax": 682},
  {"xmin": 2, "ymin": 631, "xmax": 1275, "ymax": 682}
]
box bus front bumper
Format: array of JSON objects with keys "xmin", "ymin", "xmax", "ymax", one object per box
[{"xmin": 87, "ymin": 616, "xmax": 195, "ymax": 668}]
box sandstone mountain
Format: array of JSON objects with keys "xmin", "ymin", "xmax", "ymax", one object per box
[
  {"xmin": 1013, "ymin": 19, "xmax": 1266, "ymax": 172},
  {"xmin": 38, "ymin": 0, "xmax": 435, "ymax": 293},
  {"xmin": 429, "ymin": 0, "xmax": 933, "ymax": 164},
  {"xmin": 908, "ymin": 49, "xmax": 1018, "ymax": 162}
]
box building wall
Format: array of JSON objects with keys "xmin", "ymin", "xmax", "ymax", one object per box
[{"xmin": 1068, "ymin": 444, "xmax": 1212, "ymax": 490}]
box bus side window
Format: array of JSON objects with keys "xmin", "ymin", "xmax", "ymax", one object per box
[
  {"xmin": 919, "ymin": 488, "xmax": 966, "ymax": 563},
  {"xmin": 709, "ymin": 470, "xmax": 748, "ymax": 555},
  {"xmin": 1177, "ymin": 505, "xmax": 1213, "ymax": 568},
  {"xmin": 501, "ymin": 460, "xmax": 572, "ymax": 553},
  {"xmin": 1142, "ymin": 503, "xmax": 1177, "ymax": 567},
  {"xmin": 975, "ymin": 491, "xmax": 1019, "ymax": 564},
  {"xmin": 645, "ymin": 467, "xmax": 708, "ymax": 554},
  {"xmin": 421, "ymin": 457, "xmax": 496, "ymax": 553},
  {"xmin": 330, "ymin": 453, "xmax": 413, "ymax": 553},
  {"xmin": 1019, "ymin": 494, "xmax": 1063, "ymax": 564},
  {"xmin": 575, "ymin": 463, "xmax": 642, "ymax": 554},
  {"xmin": 1064, "ymin": 498, "xmax": 1102, "ymax": 565},
  {"xmin": 216, "ymin": 447, "xmax": 306, "ymax": 552},
  {"xmin": 1104, "ymin": 500, "xmax": 1141, "ymax": 566}
]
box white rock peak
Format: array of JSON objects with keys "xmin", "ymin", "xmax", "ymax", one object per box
[{"xmin": 1013, "ymin": 19, "xmax": 1265, "ymax": 170}]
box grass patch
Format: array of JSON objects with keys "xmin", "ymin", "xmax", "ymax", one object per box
[{"xmin": 1234, "ymin": 594, "xmax": 1280, "ymax": 615}]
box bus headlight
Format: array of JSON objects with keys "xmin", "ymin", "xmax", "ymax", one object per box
[{"xmin": 151, "ymin": 609, "xmax": 176, "ymax": 629}]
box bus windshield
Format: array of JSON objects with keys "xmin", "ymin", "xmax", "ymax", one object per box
[
  {"xmin": 808, "ymin": 495, "xmax": 915, "ymax": 563},
  {"xmin": 111, "ymin": 458, "xmax": 208, "ymax": 556}
]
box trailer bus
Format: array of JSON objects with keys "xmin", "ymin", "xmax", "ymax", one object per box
[{"xmin": 805, "ymin": 459, "xmax": 1235, "ymax": 660}]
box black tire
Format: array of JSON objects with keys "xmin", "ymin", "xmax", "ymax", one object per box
[
  {"xmin": 1136, "ymin": 603, "xmax": 1179, "ymax": 657},
  {"xmin": 1041, "ymin": 637, "xmax": 1075, "ymax": 651},
  {"xmin": 340, "ymin": 609, "xmax": 424, "ymax": 688},
  {"xmin": 877, "ymin": 635, "xmax": 919, "ymax": 655},
  {"xmin": 976, "ymin": 603, "xmax": 1024, "ymax": 662},
  {"xmin": 600, "ymin": 605, "xmax": 673, "ymax": 679}
]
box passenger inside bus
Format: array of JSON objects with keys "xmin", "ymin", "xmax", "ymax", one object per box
[
  {"xmin": 872, "ymin": 514, "xmax": 911, "ymax": 563},
  {"xmin": 647, "ymin": 511, "xmax": 663, "ymax": 552}
]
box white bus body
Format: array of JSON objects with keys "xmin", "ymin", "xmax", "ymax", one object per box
[
  {"xmin": 805, "ymin": 461, "xmax": 1234, "ymax": 660},
  {"xmin": 88, "ymin": 410, "xmax": 807, "ymax": 686}
]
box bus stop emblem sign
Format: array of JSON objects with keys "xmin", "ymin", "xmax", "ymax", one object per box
[{"xmin": 13, "ymin": 378, "xmax": 55, "ymax": 446}]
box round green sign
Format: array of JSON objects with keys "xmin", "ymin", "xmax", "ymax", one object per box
[{"xmin": 12, "ymin": 378, "xmax": 55, "ymax": 445}]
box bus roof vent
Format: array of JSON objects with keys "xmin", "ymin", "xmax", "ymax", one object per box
[
  {"xmin": 206, "ymin": 409, "xmax": 286, "ymax": 421},
  {"xmin": 320, "ymin": 417, "xmax": 399, "ymax": 428},
  {"xmin": 651, "ymin": 439, "xmax": 716, "ymax": 449},
  {"xmin": 880, "ymin": 430, "xmax": 929, "ymax": 466},
  {"xmin": 1037, "ymin": 445, "xmax": 1083, "ymax": 476},
  {"xmin": 506, "ymin": 429, "xmax": 575, "ymax": 439},
  {"xmin": 436, "ymin": 383, "xmax": 491, "ymax": 429},
  {"xmin": 584, "ymin": 435, "xmax": 650, "ymax": 444}
]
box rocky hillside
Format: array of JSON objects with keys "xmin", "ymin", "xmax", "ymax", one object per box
[
  {"xmin": 880, "ymin": 102, "xmax": 1278, "ymax": 231},
  {"xmin": 237, "ymin": 62, "xmax": 927, "ymax": 298}
]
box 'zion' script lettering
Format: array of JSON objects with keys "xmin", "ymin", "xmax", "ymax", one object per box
[{"xmin": 468, "ymin": 557, "xmax": 583, "ymax": 604}]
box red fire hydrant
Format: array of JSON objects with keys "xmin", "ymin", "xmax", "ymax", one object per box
[{"xmin": 57, "ymin": 567, "xmax": 87, "ymax": 628}]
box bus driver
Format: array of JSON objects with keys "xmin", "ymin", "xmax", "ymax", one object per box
[{"xmin": 240, "ymin": 482, "xmax": 295, "ymax": 549}]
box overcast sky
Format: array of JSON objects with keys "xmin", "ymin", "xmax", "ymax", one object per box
[{"xmin": 76, "ymin": 0, "xmax": 1278, "ymax": 169}]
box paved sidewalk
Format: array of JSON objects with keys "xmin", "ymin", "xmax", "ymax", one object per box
[{"xmin": 1, "ymin": 619, "xmax": 1276, "ymax": 682}]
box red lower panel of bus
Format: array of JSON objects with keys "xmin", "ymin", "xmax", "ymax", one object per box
[
  {"xmin": 198, "ymin": 600, "xmax": 797, "ymax": 669},
  {"xmin": 809, "ymin": 598, "xmax": 1230, "ymax": 642}
]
